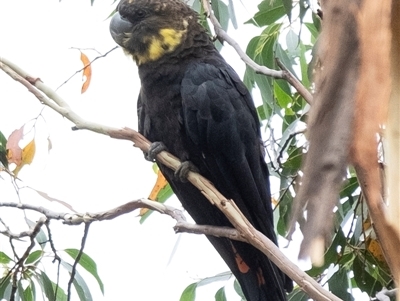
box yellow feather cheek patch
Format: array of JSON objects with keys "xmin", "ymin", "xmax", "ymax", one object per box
[{"xmin": 141, "ymin": 28, "xmax": 186, "ymax": 63}]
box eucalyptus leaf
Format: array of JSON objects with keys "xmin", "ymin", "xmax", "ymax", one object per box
[
  {"xmin": 247, "ymin": 0, "xmax": 286, "ymax": 26},
  {"xmin": 61, "ymin": 260, "xmax": 93, "ymax": 301},
  {"xmin": 179, "ymin": 282, "xmax": 197, "ymax": 301},
  {"xmin": 25, "ymin": 250, "xmax": 44, "ymax": 265},
  {"xmin": 25, "ymin": 217, "xmax": 47, "ymax": 249},
  {"xmin": 215, "ymin": 287, "xmax": 227, "ymax": 301},
  {"xmin": 0, "ymin": 251, "xmax": 12, "ymax": 264},
  {"xmin": 64, "ymin": 249, "xmax": 104, "ymax": 294}
]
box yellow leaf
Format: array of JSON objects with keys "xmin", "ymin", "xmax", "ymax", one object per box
[
  {"xmin": 13, "ymin": 139, "xmax": 36, "ymax": 176},
  {"xmin": 366, "ymin": 237, "xmax": 387, "ymax": 266},
  {"xmin": 80, "ymin": 51, "xmax": 92, "ymax": 94},
  {"xmin": 140, "ymin": 170, "xmax": 169, "ymax": 216},
  {"xmin": 22, "ymin": 139, "xmax": 36, "ymax": 165},
  {"xmin": 148, "ymin": 170, "xmax": 168, "ymax": 200},
  {"xmin": 363, "ymin": 215, "xmax": 372, "ymax": 231}
]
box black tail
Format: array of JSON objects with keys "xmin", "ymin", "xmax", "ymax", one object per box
[{"xmin": 160, "ymin": 163, "xmax": 293, "ymax": 301}]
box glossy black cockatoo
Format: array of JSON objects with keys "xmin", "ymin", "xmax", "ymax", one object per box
[{"xmin": 109, "ymin": 1, "xmax": 293, "ymax": 300}]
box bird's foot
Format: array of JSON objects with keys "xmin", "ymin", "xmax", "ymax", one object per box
[
  {"xmin": 175, "ymin": 161, "xmax": 199, "ymax": 182},
  {"xmin": 145, "ymin": 141, "xmax": 167, "ymax": 162}
]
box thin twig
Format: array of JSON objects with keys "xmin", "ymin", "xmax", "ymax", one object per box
[
  {"xmin": 10, "ymin": 217, "xmax": 47, "ymax": 301},
  {"xmin": 45, "ymin": 221, "xmax": 62, "ymax": 299},
  {"xmin": 67, "ymin": 223, "xmax": 90, "ymax": 301},
  {"xmin": 56, "ymin": 46, "xmax": 118, "ymax": 91}
]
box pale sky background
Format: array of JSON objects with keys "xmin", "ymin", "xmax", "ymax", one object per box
[{"xmin": 0, "ymin": 0, "xmax": 368, "ymax": 300}]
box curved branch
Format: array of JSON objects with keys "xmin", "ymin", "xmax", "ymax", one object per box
[
  {"xmin": 201, "ymin": 0, "xmax": 313, "ymax": 104},
  {"xmin": 0, "ymin": 57, "xmax": 340, "ymax": 300},
  {"xmin": 0, "ymin": 199, "xmax": 243, "ymax": 241}
]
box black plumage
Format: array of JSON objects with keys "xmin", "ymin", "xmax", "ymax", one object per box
[{"xmin": 110, "ymin": 1, "xmax": 292, "ymax": 300}]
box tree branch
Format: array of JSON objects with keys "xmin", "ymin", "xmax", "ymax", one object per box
[
  {"xmin": 67, "ymin": 223, "xmax": 90, "ymax": 301},
  {"xmin": 9, "ymin": 217, "xmax": 47, "ymax": 301},
  {"xmin": 201, "ymin": 0, "xmax": 313, "ymax": 104}
]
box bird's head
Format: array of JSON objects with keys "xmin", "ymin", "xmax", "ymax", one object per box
[{"xmin": 110, "ymin": 0, "xmax": 199, "ymax": 65}]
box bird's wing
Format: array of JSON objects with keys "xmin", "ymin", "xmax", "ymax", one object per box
[
  {"xmin": 178, "ymin": 61, "xmax": 291, "ymax": 300},
  {"xmin": 181, "ymin": 62, "xmax": 275, "ymax": 240}
]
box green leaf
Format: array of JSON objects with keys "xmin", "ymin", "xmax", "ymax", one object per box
[
  {"xmin": 256, "ymin": 105, "xmax": 267, "ymax": 121},
  {"xmin": 52, "ymin": 282, "xmax": 68, "ymax": 301},
  {"xmin": 25, "ymin": 250, "xmax": 44, "ymax": 265},
  {"xmin": 275, "ymin": 43, "xmax": 298, "ymax": 78},
  {"xmin": 17, "ymin": 280, "xmax": 24, "ymax": 301},
  {"xmin": 0, "ymin": 274, "xmax": 12, "ymax": 300},
  {"xmin": 247, "ymin": 24, "xmax": 282, "ymax": 117},
  {"xmin": 227, "ymin": 0, "xmax": 237, "ymax": 29},
  {"xmin": 247, "ymin": 0, "xmax": 286, "ymax": 27},
  {"xmin": 286, "ymin": 29, "xmax": 299, "ymax": 55},
  {"xmin": 0, "ymin": 131, "xmax": 7, "ymax": 149},
  {"xmin": 328, "ymin": 268, "xmax": 354, "ymax": 301},
  {"xmin": 282, "ymin": 0, "xmax": 292, "ymax": 22},
  {"xmin": 304, "ymin": 23, "xmax": 319, "ymax": 42},
  {"xmin": 0, "ymin": 251, "xmax": 12, "ymax": 264},
  {"xmin": 29, "ymin": 280, "xmax": 37, "ymax": 301},
  {"xmin": 340, "ymin": 177, "xmax": 359, "ymax": 198},
  {"xmin": 0, "ymin": 130, "xmax": 8, "ymax": 168},
  {"xmin": 233, "ymin": 279, "xmax": 245, "ymax": 299},
  {"xmin": 215, "ymin": 287, "xmax": 227, "ymax": 301},
  {"xmin": 299, "ymin": 0, "xmax": 309, "ymax": 25},
  {"xmin": 212, "ymin": 0, "xmax": 229, "ymax": 32},
  {"xmin": 197, "ymin": 272, "xmax": 232, "ymax": 287},
  {"xmin": 24, "ymin": 281, "xmax": 34, "ymax": 301},
  {"xmin": 274, "ymin": 82, "xmax": 292, "ymax": 109},
  {"xmin": 353, "ymin": 255, "xmax": 383, "ymax": 295},
  {"xmin": 312, "ymin": 11, "xmax": 321, "ymax": 32},
  {"xmin": 299, "ymin": 42, "xmax": 310, "ymax": 88},
  {"xmin": 257, "ymin": 23, "xmax": 282, "ymax": 67},
  {"xmin": 64, "ymin": 249, "xmax": 104, "ymax": 294},
  {"xmin": 180, "ymin": 282, "xmax": 197, "ymax": 301},
  {"xmin": 282, "ymin": 146, "xmax": 303, "ymax": 172},
  {"xmin": 37, "ymin": 272, "xmax": 56, "ymax": 301},
  {"xmin": 25, "ymin": 217, "xmax": 47, "ymax": 249},
  {"xmin": 61, "ymin": 260, "xmax": 93, "ymax": 301},
  {"xmin": 140, "ymin": 183, "xmax": 174, "ymax": 223}
]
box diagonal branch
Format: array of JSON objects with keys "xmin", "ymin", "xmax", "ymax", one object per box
[{"xmin": 201, "ymin": 0, "xmax": 313, "ymax": 104}]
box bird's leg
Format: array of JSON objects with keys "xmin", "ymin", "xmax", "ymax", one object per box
[
  {"xmin": 145, "ymin": 141, "xmax": 167, "ymax": 161},
  {"xmin": 175, "ymin": 161, "xmax": 199, "ymax": 182}
]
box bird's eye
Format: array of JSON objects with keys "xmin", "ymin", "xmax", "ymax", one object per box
[{"xmin": 136, "ymin": 9, "xmax": 146, "ymax": 18}]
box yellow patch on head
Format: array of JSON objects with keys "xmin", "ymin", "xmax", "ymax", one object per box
[{"xmin": 137, "ymin": 28, "xmax": 186, "ymax": 64}]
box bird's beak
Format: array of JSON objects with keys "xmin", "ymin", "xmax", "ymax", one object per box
[{"xmin": 110, "ymin": 12, "xmax": 133, "ymax": 46}]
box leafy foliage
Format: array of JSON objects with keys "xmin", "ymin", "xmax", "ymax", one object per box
[{"xmin": 0, "ymin": 239, "xmax": 103, "ymax": 301}]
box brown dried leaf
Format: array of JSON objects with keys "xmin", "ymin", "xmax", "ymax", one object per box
[
  {"xmin": 34, "ymin": 189, "xmax": 78, "ymax": 213},
  {"xmin": 366, "ymin": 237, "xmax": 387, "ymax": 267},
  {"xmin": 47, "ymin": 136, "xmax": 52, "ymax": 152},
  {"xmin": 80, "ymin": 51, "xmax": 92, "ymax": 94}
]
